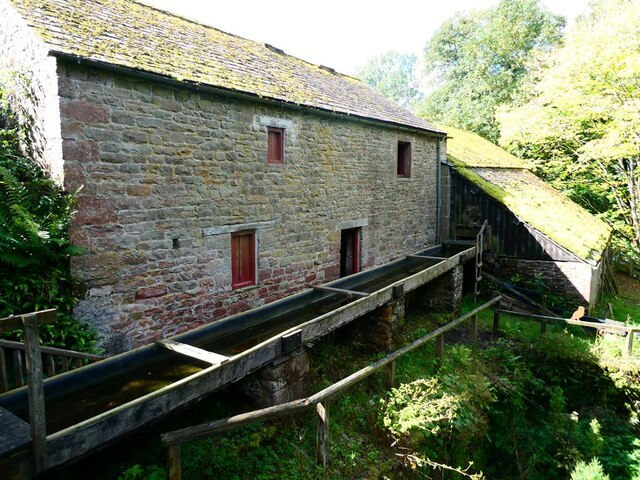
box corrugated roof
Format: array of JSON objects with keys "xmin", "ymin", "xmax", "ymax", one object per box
[
  {"xmin": 444, "ymin": 126, "xmax": 611, "ymax": 263},
  {"xmin": 7, "ymin": 0, "xmax": 442, "ymax": 134}
]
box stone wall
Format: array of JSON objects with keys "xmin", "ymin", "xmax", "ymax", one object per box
[
  {"xmin": 0, "ymin": 1, "xmax": 63, "ymax": 182},
  {"xmin": 492, "ymin": 257, "xmax": 600, "ymax": 308},
  {"xmin": 56, "ymin": 61, "xmax": 440, "ymax": 352}
]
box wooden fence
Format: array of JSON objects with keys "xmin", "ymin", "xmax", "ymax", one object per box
[
  {"xmin": 160, "ymin": 296, "xmax": 503, "ymax": 480},
  {"xmin": 0, "ymin": 310, "xmax": 104, "ymax": 475},
  {"xmin": 0, "ymin": 339, "xmax": 104, "ymax": 393},
  {"xmin": 160, "ymin": 297, "xmax": 640, "ymax": 479}
]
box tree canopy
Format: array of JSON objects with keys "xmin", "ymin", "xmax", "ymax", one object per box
[
  {"xmin": 357, "ymin": 51, "xmax": 423, "ymax": 109},
  {"xmin": 499, "ymin": 0, "xmax": 640, "ymax": 258},
  {"xmin": 419, "ymin": 0, "xmax": 564, "ymax": 142}
]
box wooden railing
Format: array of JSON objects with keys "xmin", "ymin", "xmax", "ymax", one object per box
[
  {"xmin": 494, "ymin": 309, "xmax": 640, "ymax": 356},
  {"xmin": 0, "ymin": 310, "xmax": 104, "ymax": 475},
  {"xmin": 0, "ymin": 339, "xmax": 104, "ymax": 393},
  {"xmin": 160, "ymin": 296, "xmax": 503, "ymax": 480},
  {"xmin": 474, "ymin": 219, "xmax": 489, "ymax": 300}
]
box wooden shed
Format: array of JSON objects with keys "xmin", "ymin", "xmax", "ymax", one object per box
[{"xmin": 440, "ymin": 126, "xmax": 611, "ymax": 308}]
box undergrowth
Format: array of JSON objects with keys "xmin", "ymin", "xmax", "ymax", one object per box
[{"xmin": 115, "ymin": 278, "xmax": 640, "ymax": 480}]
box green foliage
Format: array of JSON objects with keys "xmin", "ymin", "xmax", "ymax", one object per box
[
  {"xmin": 357, "ymin": 50, "xmax": 423, "ymax": 109},
  {"xmin": 0, "ymin": 74, "xmax": 95, "ymax": 352},
  {"xmin": 118, "ymin": 464, "xmax": 166, "ymax": 480},
  {"xmin": 420, "ymin": 0, "xmax": 564, "ymax": 142},
  {"xmin": 499, "ymin": 0, "xmax": 640, "ymax": 259},
  {"xmin": 571, "ymin": 458, "xmax": 610, "ymax": 480}
]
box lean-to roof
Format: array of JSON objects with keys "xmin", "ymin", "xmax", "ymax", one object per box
[{"xmin": 444, "ymin": 126, "xmax": 611, "ymax": 263}]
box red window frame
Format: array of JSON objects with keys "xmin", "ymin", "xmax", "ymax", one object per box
[
  {"xmin": 267, "ymin": 127, "xmax": 284, "ymax": 163},
  {"xmin": 231, "ymin": 231, "xmax": 256, "ymax": 289},
  {"xmin": 397, "ymin": 141, "xmax": 411, "ymax": 177}
]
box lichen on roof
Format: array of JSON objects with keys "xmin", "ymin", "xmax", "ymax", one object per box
[
  {"xmin": 8, "ymin": 0, "xmax": 441, "ymax": 134},
  {"xmin": 442, "ymin": 125, "xmax": 528, "ymax": 168},
  {"xmin": 445, "ymin": 127, "xmax": 611, "ymax": 263}
]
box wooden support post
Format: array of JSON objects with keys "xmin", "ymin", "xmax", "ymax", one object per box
[
  {"xmin": 470, "ymin": 314, "xmax": 478, "ymax": 347},
  {"xmin": 74, "ymin": 358, "xmax": 83, "ymax": 369},
  {"xmin": 384, "ymin": 361, "xmax": 395, "ymax": 390},
  {"xmin": 167, "ymin": 444, "xmax": 182, "ymax": 480},
  {"xmin": 316, "ymin": 402, "xmax": 329, "ymax": 467},
  {"xmin": 61, "ymin": 356, "xmax": 69, "ymax": 372},
  {"xmin": 493, "ymin": 309, "xmax": 500, "ymax": 336},
  {"xmin": 23, "ymin": 313, "xmax": 47, "ymax": 475},
  {"xmin": 626, "ymin": 331, "xmax": 634, "ymax": 357},
  {"xmin": 44, "ymin": 353, "xmax": 55, "ymax": 377},
  {"xmin": 13, "ymin": 349, "xmax": 24, "ymax": 387},
  {"xmin": 0, "ymin": 347, "xmax": 7, "ymax": 393},
  {"xmin": 435, "ymin": 334, "xmax": 444, "ymax": 367},
  {"xmin": 540, "ymin": 319, "xmax": 547, "ymax": 337}
]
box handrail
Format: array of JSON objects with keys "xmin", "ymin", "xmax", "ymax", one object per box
[
  {"xmin": 160, "ymin": 296, "xmax": 502, "ymax": 478},
  {"xmin": 0, "ymin": 339, "xmax": 105, "ymax": 361}
]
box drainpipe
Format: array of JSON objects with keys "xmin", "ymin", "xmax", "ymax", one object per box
[{"xmin": 435, "ymin": 137, "xmax": 443, "ymax": 243}]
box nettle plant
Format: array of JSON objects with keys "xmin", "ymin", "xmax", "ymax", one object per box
[{"xmin": 0, "ymin": 73, "xmax": 95, "ymax": 352}]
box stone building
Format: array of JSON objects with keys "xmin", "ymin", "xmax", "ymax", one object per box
[
  {"xmin": 441, "ymin": 126, "xmax": 611, "ymax": 308},
  {"xmin": 0, "ymin": 0, "xmax": 447, "ymax": 352}
]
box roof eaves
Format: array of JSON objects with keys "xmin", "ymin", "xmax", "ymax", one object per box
[{"xmin": 50, "ymin": 49, "xmax": 445, "ymax": 136}]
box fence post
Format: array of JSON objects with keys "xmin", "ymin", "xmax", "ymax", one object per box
[
  {"xmin": 626, "ymin": 330, "xmax": 635, "ymax": 357},
  {"xmin": 384, "ymin": 361, "xmax": 395, "ymax": 390},
  {"xmin": 0, "ymin": 346, "xmax": 7, "ymax": 393},
  {"xmin": 23, "ymin": 313, "xmax": 47, "ymax": 475},
  {"xmin": 167, "ymin": 444, "xmax": 182, "ymax": 480},
  {"xmin": 540, "ymin": 320, "xmax": 547, "ymax": 337},
  {"xmin": 435, "ymin": 334, "xmax": 444, "ymax": 367},
  {"xmin": 470, "ymin": 314, "xmax": 478, "ymax": 347},
  {"xmin": 316, "ymin": 402, "xmax": 329, "ymax": 467},
  {"xmin": 493, "ymin": 309, "xmax": 500, "ymax": 336}
]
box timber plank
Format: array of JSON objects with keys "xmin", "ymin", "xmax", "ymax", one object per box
[
  {"xmin": 0, "ymin": 407, "xmax": 30, "ymax": 457},
  {"xmin": 157, "ymin": 340, "xmax": 229, "ymax": 366}
]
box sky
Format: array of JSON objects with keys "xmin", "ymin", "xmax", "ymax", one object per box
[{"xmin": 142, "ymin": 0, "xmax": 591, "ymax": 76}]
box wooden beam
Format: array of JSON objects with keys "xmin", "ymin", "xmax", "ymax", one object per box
[
  {"xmin": 0, "ymin": 309, "xmax": 57, "ymax": 334},
  {"xmin": 313, "ymin": 286, "xmax": 369, "ymax": 298},
  {"xmin": 23, "ymin": 313, "xmax": 47, "ymax": 475},
  {"xmin": 406, "ymin": 254, "xmax": 447, "ymax": 261},
  {"xmin": 497, "ymin": 309, "xmax": 633, "ymax": 333},
  {"xmin": 157, "ymin": 340, "xmax": 229, "ymax": 366},
  {"xmin": 0, "ymin": 339, "xmax": 105, "ymax": 361}
]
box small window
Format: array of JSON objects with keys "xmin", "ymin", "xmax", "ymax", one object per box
[
  {"xmin": 231, "ymin": 231, "xmax": 256, "ymax": 289},
  {"xmin": 397, "ymin": 141, "xmax": 411, "ymax": 177},
  {"xmin": 267, "ymin": 127, "xmax": 284, "ymax": 163}
]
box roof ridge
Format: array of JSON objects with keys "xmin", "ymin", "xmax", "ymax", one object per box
[{"xmin": 130, "ymin": 0, "xmax": 360, "ymax": 82}]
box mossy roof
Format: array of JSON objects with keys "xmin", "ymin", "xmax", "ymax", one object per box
[
  {"xmin": 8, "ymin": 0, "xmax": 441, "ymax": 134},
  {"xmin": 443, "ymin": 126, "xmax": 611, "ymax": 263}
]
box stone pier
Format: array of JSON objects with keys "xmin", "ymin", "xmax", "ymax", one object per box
[{"xmin": 239, "ymin": 348, "xmax": 310, "ymax": 408}]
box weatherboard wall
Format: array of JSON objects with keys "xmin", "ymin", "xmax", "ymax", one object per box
[
  {"xmin": 448, "ymin": 168, "xmax": 602, "ymax": 306},
  {"xmin": 56, "ymin": 61, "xmax": 440, "ymax": 353}
]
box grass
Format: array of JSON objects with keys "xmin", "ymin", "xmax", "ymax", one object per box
[{"xmin": 109, "ymin": 275, "xmax": 640, "ymax": 479}]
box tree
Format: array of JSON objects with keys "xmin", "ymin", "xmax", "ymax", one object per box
[
  {"xmin": 420, "ymin": 0, "xmax": 564, "ymax": 142},
  {"xmin": 358, "ymin": 51, "xmax": 423, "ymax": 109},
  {"xmin": 498, "ymin": 0, "xmax": 640, "ymax": 258}
]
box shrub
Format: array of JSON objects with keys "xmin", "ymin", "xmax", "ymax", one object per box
[{"xmin": 0, "ymin": 74, "xmax": 95, "ymax": 352}]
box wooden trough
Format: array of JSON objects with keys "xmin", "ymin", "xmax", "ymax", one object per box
[{"xmin": 0, "ymin": 243, "xmax": 474, "ymax": 474}]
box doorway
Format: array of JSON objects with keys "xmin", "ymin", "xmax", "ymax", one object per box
[{"xmin": 340, "ymin": 228, "xmax": 361, "ymax": 277}]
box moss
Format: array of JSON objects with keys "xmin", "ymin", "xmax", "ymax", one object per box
[
  {"xmin": 10, "ymin": 0, "xmax": 438, "ymax": 132},
  {"xmin": 442, "ymin": 125, "xmax": 528, "ymax": 169},
  {"xmin": 456, "ymin": 166, "xmax": 611, "ymax": 262}
]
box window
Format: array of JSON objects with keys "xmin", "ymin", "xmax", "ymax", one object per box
[
  {"xmin": 397, "ymin": 141, "xmax": 411, "ymax": 177},
  {"xmin": 231, "ymin": 231, "xmax": 256, "ymax": 289},
  {"xmin": 267, "ymin": 127, "xmax": 284, "ymax": 163}
]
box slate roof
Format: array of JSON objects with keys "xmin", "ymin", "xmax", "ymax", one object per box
[
  {"xmin": 7, "ymin": 0, "xmax": 441, "ymax": 134},
  {"xmin": 443, "ymin": 126, "xmax": 611, "ymax": 263}
]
